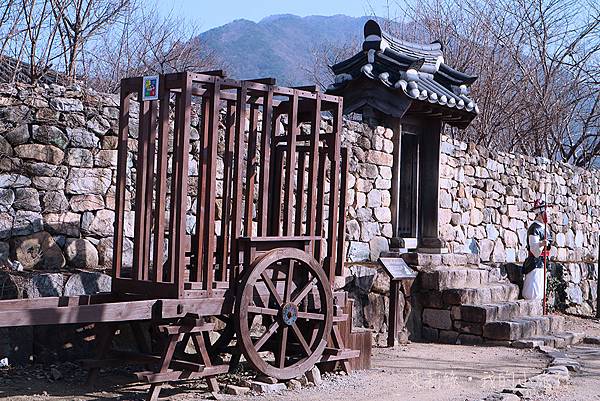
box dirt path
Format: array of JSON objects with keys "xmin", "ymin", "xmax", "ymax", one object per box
[{"xmin": 0, "ymin": 343, "xmax": 548, "ymax": 401}]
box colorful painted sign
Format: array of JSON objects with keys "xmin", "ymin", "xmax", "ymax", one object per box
[{"xmin": 142, "ymin": 75, "xmax": 159, "ymax": 101}]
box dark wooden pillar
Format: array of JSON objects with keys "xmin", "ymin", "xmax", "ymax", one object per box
[{"xmin": 418, "ymin": 119, "xmax": 446, "ymax": 252}]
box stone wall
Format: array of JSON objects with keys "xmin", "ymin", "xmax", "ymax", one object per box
[{"xmin": 439, "ymin": 135, "xmax": 600, "ymax": 263}]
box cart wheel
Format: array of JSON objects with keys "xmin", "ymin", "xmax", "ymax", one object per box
[{"xmin": 235, "ymin": 248, "xmax": 333, "ymax": 380}]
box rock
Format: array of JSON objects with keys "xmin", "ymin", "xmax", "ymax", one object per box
[
  {"xmin": 86, "ymin": 209, "xmax": 115, "ymax": 237},
  {"xmin": 369, "ymin": 236, "xmax": 388, "ymax": 261},
  {"xmin": 0, "ymin": 173, "xmax": 31, "ymax": 188},
  {"xmin": 12, "ymin": 210, "xmax": 43, "ymax": 235},
  {"xmin": 0, "ymin": 189, "xmax": 15, "ymax": 211},
  {"xmin": 50, "ymin": 97, "xmax": 83, "ymax": 112},
  {"xmin": 64, "ymin": 271, "xmax": 110, "ymax": 295},
  {"xmin": 69, "ymin": 195, "xmax": 103, "ymax": 212},
  {"xmin": 4, "ymin": 125, "xmax": 30, "ymax": 146},
  {"xmin": 10, "ymin": 232, "xmax": 65, "ymax": 270},
  {"xmin": 374, "ymin": 207, "xmax": 391, "ymax": 222},
  {"xmin": 12, "ymin": 188, "xmax": 40, "ymax": 211},
  {"xmin": 286, "ymin": 379, "xmax": 302, "ymax": 390},
  {"xmin": 249, "ymin": 381, "xmax": 286, "ymax": 393},
  {"xmin": 305, "ymin": 366, "xmax": 322, "ymax": 385},
  {"xmin": 0, "ymin": 213, "xmax": 12, "ymax": 239},
  {"xmin": 64, "ymin": 238, "xmax": 99, "ymax": 269},
  {"xmin": 97, "ymin": 237, "xmax": 133, "ymax": 269},
  {"xmin": 0, "ymin": 135, "xmax": 12, "ymax": 155},
  {"xmin": 66, "ymin": 128, "xmax": 99, "ymax": 148},
  {"xmin": 223, "ymin": 385, "xmax": 250, "ymax": 395},
  {"xmin": 65, "ymin": 168, "xmax": 112, "ymax": 195},
  {"xmin": 65, "ymin": 148, "xmax": 93, "ymax": 167},
  {"xmin": 25, "ymin": 162, "xmax": 69, "ymax": 179},
  {"xmin": 479, "ymin": 239, "xmax": 494, "ymax": 261},
  {"xmin": 44, "ymin": 212, "xmax": 81, "ymax": 237},
  {"xmin": 14, "ymin": 144, "xmax": 64, "ymax": 164},
  {"xmin": 31, "ymin": 126, "xmax": 68, "ymax": 149},
  {"xmin": 422, "ymin": 308, "xmax": 452, "ymax": 330},
  {"xmin": 94, "ymin": 150, "xmax": 118, "ymax": 167},
  {"xmin": 31, "ymin": 177, "xmax": 65, "ymax": 191},
  {"xmin": 24, "ymin": 273, "xmax": 64, "ymax": 297},
  {"xmin": 366, "ymin": 150, "xmax": 393, "ymax": 166},
  {"xmin": 347, "ymin": 241, "xmax": 370, "ymax": 262},
  {"xmin": 41, "ymin": 191, "xmax": 69, "ymax": 213}
]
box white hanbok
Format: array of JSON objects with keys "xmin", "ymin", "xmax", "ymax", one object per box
[{"xmin": 522, "ymin": 221, "xmax": 545, "ymax": 300}]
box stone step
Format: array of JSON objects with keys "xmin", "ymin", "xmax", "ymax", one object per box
[
  {"xmin": 441, "ymin": 282, "xmax": 519, "ymax": 305},
  {"xmin": 483, "ymin": 315, "xmax": 565, "ymax": 341},
  {"xmin": 419, "ymin": 267, "xmax": 503, "ymax": 291},
  {"xmin": 401, "ymin": 252, "xmax": 480, "ymax": 268},
  {"xmin": 512, "ymin": 331, "xmax": 585, "ymax": 349},
  {"xmin": 454, "ymin": 299, "xmax": 543, "ymax": 323}
]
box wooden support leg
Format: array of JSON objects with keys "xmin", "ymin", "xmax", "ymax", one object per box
[
  {"xmin": 145, "ymin": 333, "xmax": 181, "ymax": 401},
  {"xmin": 192, "ymin": 332, "xmax": 219, "ymax": 393},
  {"xmin": 87, "ymin": 323, "xmax": 117, "ymax": 386},
  {"xmin": 331, "ymin": 325, "xmax": 351, "ymax": 374}
]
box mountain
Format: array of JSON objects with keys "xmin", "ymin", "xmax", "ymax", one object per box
[{"xmin": 199, "ymin": 14, "xmax": 370, "ymax": 86}]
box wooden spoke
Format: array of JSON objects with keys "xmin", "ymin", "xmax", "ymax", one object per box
[
  {"xmin": 284, "ymin": 260, "xmax": 295, "ymax": 303},
  {"xmin": 296, "ymin": 311, "xmax": 325, "ymax": 321},
  {"xmin": 247, "ymin": 305, "xmax": 278, "ymax": 316},
  {"xmin": 291, "ymin": 323, "xmax": 311, "ymax": 356},
  {"xmin": 254, "ymin": 321, "xmax": 279, "ymax": 352},
  {"xmin": 252, "ymin": 286, "xmax": 266, "ymax": 308},
  {"xmin": 292, "ymin": 277, "xmax": 316, "ymax": 304},
  {"xmin": 278, "ymin": 326, "xmax": 288, "ymax": 368},
  {"xmin": 260, "ymin": 271, "xmax": 283, "ymax": 306}
]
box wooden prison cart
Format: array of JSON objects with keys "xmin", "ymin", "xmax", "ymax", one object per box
[{"xmin": 0, "ymin": 71, "xmax": 365, "ymax": 400}]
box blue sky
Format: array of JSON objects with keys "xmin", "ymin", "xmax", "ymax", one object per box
[{"xmin": 156, "ymin": 0, "xmax": 389, "ymax": 31}]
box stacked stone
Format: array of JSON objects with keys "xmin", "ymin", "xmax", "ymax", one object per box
[
  {"xmin": 551, "ymin": 261, "xmax": 598, "ymax": 315},
  {"xmin": 342, "ymin": 121, "xmax": 394, "ymax": 262},
  {"xmin": 0, "ymin": 82, "xmax": 121, "ymax": 272},
  {"xmin": 439, "ymin": 135, "xmax": 600, "ymax": 265}
]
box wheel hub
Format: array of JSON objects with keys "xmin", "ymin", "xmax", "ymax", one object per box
[{"xmin": 281, "ymin": 302, "xmax": 298, "ymax": 326}]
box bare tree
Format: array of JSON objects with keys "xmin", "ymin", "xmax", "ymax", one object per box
[
  {"xmin": 302, "ymin": 39, "xmax": 360, "ymax": 90},
  {"xmin": 84, "ymin": 8, "xmax": 221, "ymax": 93},
  {"xmin": 51, "ymin": 0, "xmax": 133, "ymax": 80}
]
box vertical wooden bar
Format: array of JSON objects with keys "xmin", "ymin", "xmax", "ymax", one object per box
[
  {"xmin": 306, "ymin": 94, "xmax": 322, "ymax": 253},
  {"xmin": 143, "ymin": 101, "xmax": 158, "ymax": 281},
  {"xmin": 152, "ymin": 85, "xmax": 170, "ymax": 283},
  {"xmin": 192, "ymin": 97, "xmax": 211, "ymax": 283},
  {"xmin": 244, "ymin": 103, "xmax": 259, "ymax": 237},
  {"xmin": 132, "ymin": 100, "xmax": 150, "ymax": 281},
  {"xmin": 294, "ymin": 151, "xmax": 306, "ymax": 236},
  {"xmin": 218, "ymin": 101, "xmax": 236, "ymax": 281},
  {"xmin": 314, "ymin": 150, "xmax": 326, "ymax": 262},
  {"xmin": 282, "ymin": 92, "xmax": 299, "ymax": 235},
  {"xmin": 257, "ymin": 88, "xmax": 274, "ymax": 236},
  {"xmin": 168, "ymin": 93, "xmax": 181, "ymax": 284},
  {"xmin": 336, "ymin": 147, "xmax": 349, "ymax": 276},
  {"xmin": 202, "ymin": 78, "xmax": 221, "ymax": 293},
  {"xmin": 267, "ymin": 116, "xmax": 283, "ymax": 236},
  {"xmin": 112, "ymin": 84, "xmax": 133, "ymax": 282},
  {"xmin": 326, "ymin": 100, "xmax": 343, "ymax": 284},
  {"xmin": 230, "ymin": 83, "xmax": 247, "ymax": 285},
  {"xmin": 169, "ymin": 72, "xmax": 192, "ymax": 298}
]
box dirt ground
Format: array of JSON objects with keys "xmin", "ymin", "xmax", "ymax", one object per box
[{"xmin": 1, "ymin": 315, "xmax": 599, "ymax": 401}]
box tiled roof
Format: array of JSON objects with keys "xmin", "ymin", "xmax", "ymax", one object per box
[{"xmin": 327, "ymin": 20, "xmax": 479, "ymax": 120}]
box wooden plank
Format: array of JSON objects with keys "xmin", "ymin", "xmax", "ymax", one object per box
[
  {"xmin": 294, "ymin": 151, "xmax": 307, "ymax": 236},
  {"xmin": 167, "ymin": 93, "xmax": 182, "ymax": 285},
  {"xmin": 282, "ymin": 92, "xmax": 299, "ymax": 235},
  {"xmin": 306, "ymin": 94, "xmax": 322, "ymax": 256},
  {"xmin": 257, "ymin": 88, "xmax": 274, "ymax": 236},
  {"xmin": 202, "ymin": 79, "xmax": 222, "ymax": 293},
  {"xmin": 325, "ymin": 100, "xmax": 343, "ymax": 283},
  {"xmin": 112, "ymin": 86, "xmax": 132, "ymax": 281},
  {"xmin": 139, "ymin": 365, "xmax": 229, "ymax": 384},
  {"xmin": 143, "ymin": 101, "xmax": 158, "ymax": 281},
  {"xmin": 173, "ymin": 73, "xmax": 193, "ymax": 298},
  {"xmin": 152, "ymin": 83, "xmax": 170, "ymax": 282},
  {"xmin": 267, "ymin": 122, "xmax": 283, "ymax": 236},
  {"xmin": 218, "ymin": 101, "xmax": 236, "ymax": 281},
  {"xmin": 132, "ymin": 100, "xmax": 150, "ymax": 281},
  {"xmin": 313, "ymin": 150, "xmax": 327, "ymax": 261},
  {"xmin": 244, "ymin": 103, "xmax": 259, "ymax": 237},
  {"xmin": 230, "ymin": 83, "xmax": 248, "ymax": 283},
  {"xmin": 158, "ymin": 323, "xmax": 215, "ymax": 335},
  {"xmin": 192, "ymin": 98, "xmax": 211, "ymax": 283},
  {"xmin": 336, "ymin": 147, "xmax": 349, "ymax": 276}
]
